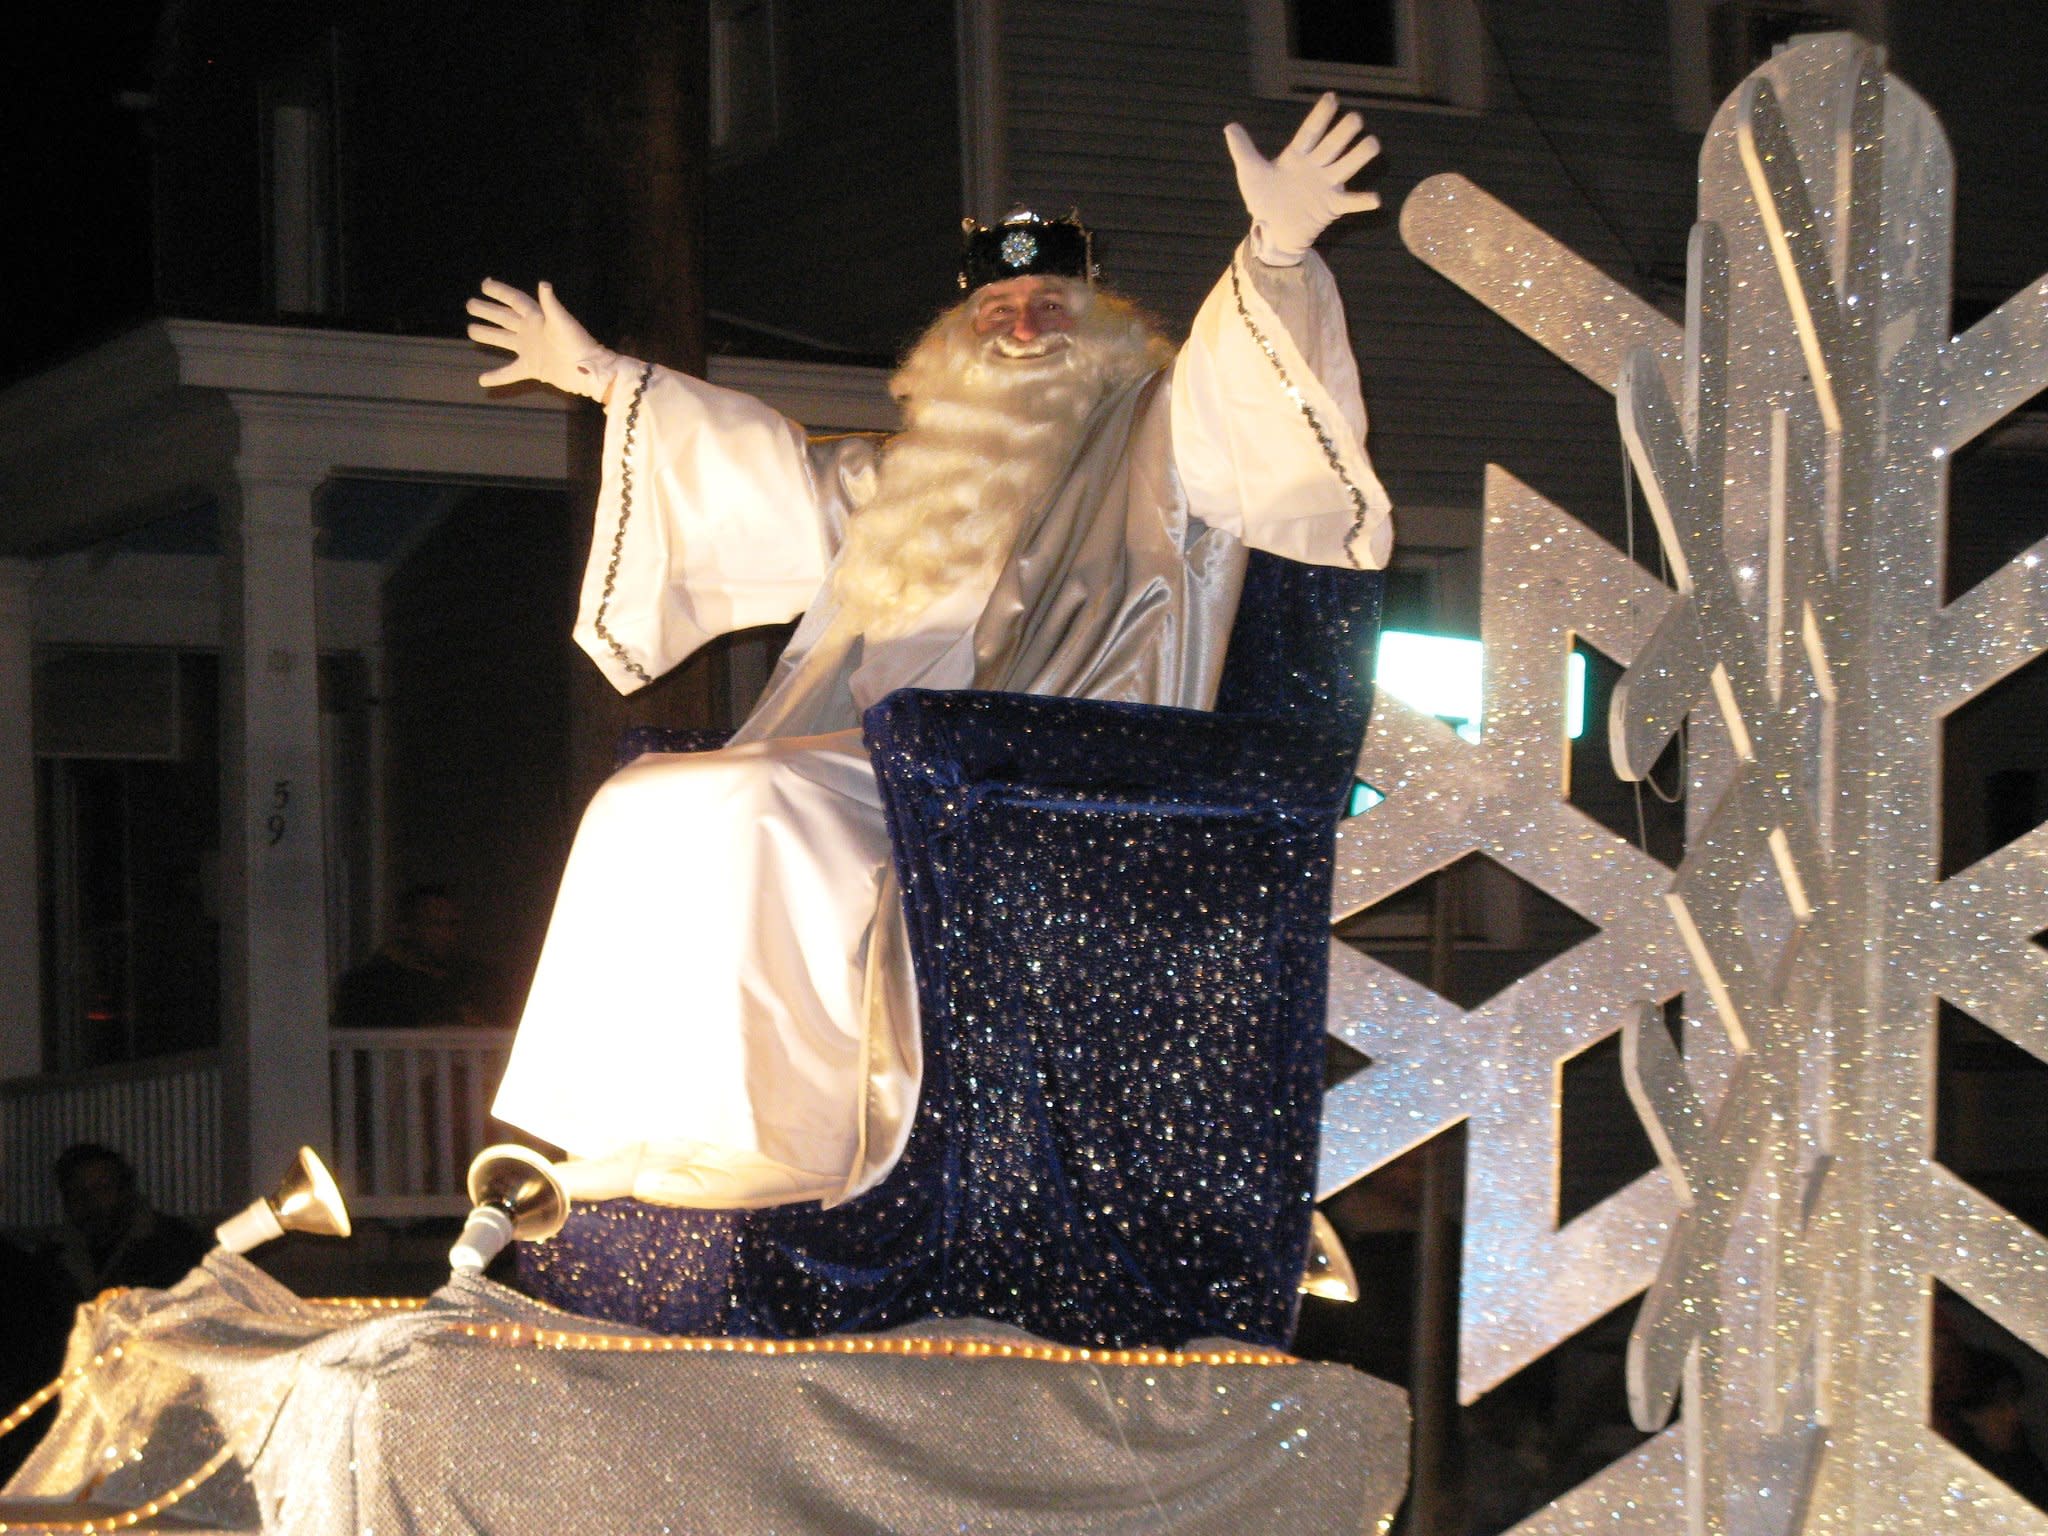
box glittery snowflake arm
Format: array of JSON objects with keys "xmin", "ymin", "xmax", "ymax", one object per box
[
  {"xmin": 1929, "ymin": 274, "xmax": 2048, "ymax": 708},
  {"xmin": 1401, "ymin": 173, "xmax": 1682, "ymax": 393},
  {"xmin": 1609, "ymin": 142, "xmax": 1837, "ymax": 1442},
  {"xmin": 1943, "ymin": 275, "xmax": 2048, "ymax": 447},
  {"xmin": 1736, "ymin": 79, "xmax": 1855, "ymax": 437},
  {"xmin": 1611, "ymin": 341, "xmax": 1714, "ymax": 780},
  {"xmin": 1168, "ymin": 240, "xmax": 1393, "ymax": 569},
  {"xmin": 1323, "ymin": 465, "xmax": 1682, "ymax": 1410}
]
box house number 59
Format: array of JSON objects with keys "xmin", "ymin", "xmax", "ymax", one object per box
[{"xmin": 267, "ymin": 780, "xmax": 292, "ymax": 846}]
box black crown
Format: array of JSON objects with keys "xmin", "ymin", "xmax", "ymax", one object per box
[{"xmin": 959, "ymin": 209, "xmax": 1098, "ymax": 292}]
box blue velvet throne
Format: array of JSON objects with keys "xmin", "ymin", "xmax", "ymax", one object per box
[{"xmin": 522, "ymin": 550, "xmax": 1383, "ymax": 1351}]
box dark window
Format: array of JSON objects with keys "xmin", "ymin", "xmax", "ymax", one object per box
[
  {"xmin": 1291, "ymin": 0, "xmax": 1401, "ymax": 70},
  {"xmin": 37, "ymin": 651, "xmax": 221, "ymax": 1071}
]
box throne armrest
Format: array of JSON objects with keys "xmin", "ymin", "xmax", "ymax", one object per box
[
  {"xmin": 861, "ymin": 688, "xmax": 1362, "ymax": 816},
  {"xmin": 862, "ymin": 687, "xmax": 1363, "ymax": 988}
]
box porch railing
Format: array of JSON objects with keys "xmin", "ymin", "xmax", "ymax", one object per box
[
  {"xmin": 328, "ymin": 1027, "xmax": 516, "ymax": 1217},
  {"xmin": 0, "ymin": 1051, "xmax": 224, "ymax": 1227}
]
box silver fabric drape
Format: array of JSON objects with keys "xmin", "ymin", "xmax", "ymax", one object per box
[{"xmin": 5, "ymin": 1254, "xmax": 1409, "ymax": 1535}]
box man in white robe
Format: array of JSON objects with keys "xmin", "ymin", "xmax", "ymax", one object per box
[{"xmin": 467, "ymin": 95, "xmax": 1393, "ymax": 1214}]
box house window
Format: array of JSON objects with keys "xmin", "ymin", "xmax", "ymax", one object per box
[
  {"xmin": 710, "ymin": 0, "xmax": 780, "ymax": 159},
  {"xmin": 1668, "ymin": 0, "xmax": 1884, "ymax": 130},
  {"xmin": 1296, "ymin": 0, "xmax": 1407, "ymax": 74},
  {"xmin": 36, "ymin": 650, "xmax": 221, "ymax": 1072},
  {"xmin": 1247, "ymin": 0, "xmax": 1484, "ymax": 110}
]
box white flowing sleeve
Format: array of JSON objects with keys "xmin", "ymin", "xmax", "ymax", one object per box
[
  {"xmin": 573, "ymin": 356, "xmax": 839, "ymax": 694},
  {"xmin": 1169, "ymin": 239, "xmax": 1393, "ymax": 570}
]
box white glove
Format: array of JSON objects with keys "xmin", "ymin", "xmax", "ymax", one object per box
[
  {"xmin": 466, "ymin": 278, "xmax": 617, "ymax": 400},
  {"xmin": 1223, "ymin": 93, "xmax": 1381, "ymax": 266}
]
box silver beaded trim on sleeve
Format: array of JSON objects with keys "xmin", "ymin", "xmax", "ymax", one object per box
[
  {"xmin": 593, "ymin": 360, "xmax": 659, "ymax": 687},
  {"xmin": 1226, "ymin": 260, "xmax": 1373, "ymax": 570}
]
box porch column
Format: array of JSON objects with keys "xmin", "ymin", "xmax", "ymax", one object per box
[
  {"xmin": 0, "ymin": 560, "xmax": 39, "ymax": 1079},
  {"xmin": 217, "ymin": 445, "xmax": 332, "ymax": 1201}
]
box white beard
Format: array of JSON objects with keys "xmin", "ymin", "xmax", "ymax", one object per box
[{"xmin": 830, "ymin": 288, "xmax": 1170, "ymax": 639}]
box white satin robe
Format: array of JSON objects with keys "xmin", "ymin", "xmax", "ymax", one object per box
[{"xmin": 491, "ymin": 243, "xmax": 1392, "ymax": 1209}]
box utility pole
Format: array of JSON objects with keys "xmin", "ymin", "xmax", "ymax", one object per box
[{"xmin": 565, "ymin": 1, "xmax": 715, "ymax": 807}]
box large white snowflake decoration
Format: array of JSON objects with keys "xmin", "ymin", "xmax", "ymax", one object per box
[{"xmin": 1319, "ymin": 34, "xmax": 2048, "ymax": 1535}]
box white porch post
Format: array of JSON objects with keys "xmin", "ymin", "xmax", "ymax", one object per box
[
  {"xmin": 217, "ymin": 449, "xmax": 332, "ymax": 1200},
  {"xmin": 0, "ymin": 560, "xmax": 40, "ymax": 1080}
]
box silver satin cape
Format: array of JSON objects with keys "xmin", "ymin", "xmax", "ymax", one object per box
[{"xmin": 490, "ymin": 244, "xmax": 1392, "ymax": 1208}]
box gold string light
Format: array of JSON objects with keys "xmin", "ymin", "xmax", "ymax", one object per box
[
  {"xmin": 447, "ymin": 1321, "xmax": 1297, "ymax": 1368},
  {"xmin": 0, "ymin": 1347, "xmax": 125, "ymax": 1440},
  {"xmin": 301, "ymin": 1294, "xmax": 1299, "ymax": 1365}
]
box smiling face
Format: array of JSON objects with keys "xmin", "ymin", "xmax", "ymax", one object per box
[
  {"xmin": 837, "ymin": 274, "xmax": 1169, "ymax": 636},
  {"xmin": 970, "ymin": 274, "xmax": 1084, "ymax": 359}
]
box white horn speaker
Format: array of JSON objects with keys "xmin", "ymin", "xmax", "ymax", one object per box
[
  {"xmin": 215, "ymin": 1147, "xmax": 352, "ymax": 1255},
  {"xmin": 449, "ymin": 1144, "xmax": 568, "ymax": 1273}
]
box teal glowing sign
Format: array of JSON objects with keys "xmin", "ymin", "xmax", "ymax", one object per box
[{"xmin": 1348, "ymin": 634, "xmax": 1590, "ymax": 815}]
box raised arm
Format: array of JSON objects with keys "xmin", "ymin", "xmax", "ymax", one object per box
[
  {"xmin": 1169, "ymin": 95, "xmax": 1393, "ymax": 571},
  {"xmin": 469, "ymin": 281, "xmax": 841, "ymax": 693}
]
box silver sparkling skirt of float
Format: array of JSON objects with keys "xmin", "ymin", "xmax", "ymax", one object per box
[{"xmin": 1, "ymin": 1252, "xmax": 1408, "ymax": 1535}]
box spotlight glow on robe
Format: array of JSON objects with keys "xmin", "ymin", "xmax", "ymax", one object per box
[{"xmin": 1349, "ymin": 633, "xmax": 1589, "ymax": 816}]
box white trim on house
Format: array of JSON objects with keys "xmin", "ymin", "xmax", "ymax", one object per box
[{"xmin": 709, "ymin": 355, "xmax": 897, "ymax": 432}]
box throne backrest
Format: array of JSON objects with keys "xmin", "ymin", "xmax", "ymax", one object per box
[{"xmin": 1212, "ymin": 550, "xmax": 1384, "ymax": 733}]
